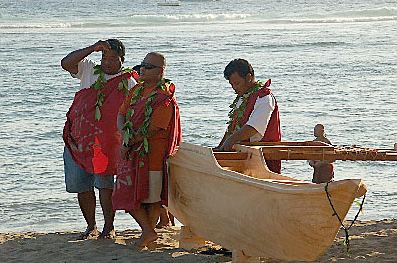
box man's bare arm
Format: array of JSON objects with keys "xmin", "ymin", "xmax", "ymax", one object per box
[
  {"xmin": 219, "ymin": 124, "xmax": 259, "ymax": 151},
  {"xmin": 60, "ymin": 40, "xmax": 111, "ymax": 74}
]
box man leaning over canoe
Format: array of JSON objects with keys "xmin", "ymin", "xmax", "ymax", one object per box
[{"xmin": 215, "ymin": 59, "xmax": 282, "ymax": 174}]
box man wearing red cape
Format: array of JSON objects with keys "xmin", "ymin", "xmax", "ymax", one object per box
[
  {"xmin": 216, "ymin": 59, "xmax": 282, "ymax": 174},
  {"xmin": 61, "ymin": 39, "xmax": 137, "ymax": 239},
  {"xmin": 113, "ymin": 52, "xmax": 181, "ymax": 248}
]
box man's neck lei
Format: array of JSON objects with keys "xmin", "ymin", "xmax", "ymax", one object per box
[
  {"xmin": 122, "ymin": 78, "xmax": 171, "ymax": 160},
  {"xmin": 226, "ymin": 80, "xmax": 264, "ymax": 135},
  {"xmin": 91, "ymin": 65, "xmax": 132, "ymax": 121}
]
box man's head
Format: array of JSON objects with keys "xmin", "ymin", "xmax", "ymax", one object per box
[
  {"xmin": 100, "ymin": 39, "xmax": 125, "ymax": 75},
  {"xmin": 139, "ymin": 52, "xmax": 166, "ymax": 83},
  {"xmin": 314, "ymin": 124, "xmax": 325, "ymax": 137},
  {"xmin": 224, "ymin": 59, "xmax": 255, "ymax": 96}
]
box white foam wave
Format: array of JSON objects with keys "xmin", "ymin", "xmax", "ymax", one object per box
[
  {"xmin": 267, "ymin": 16, "xmax": 397, "ymax": 25},
  {"xmin": 1, "ymin": 7, "xmax": 396, "ymax": 29},
  {"xmin": 328, "ymin": 7, "xmax": 397, "ymax": 18},
  {"xmin": 129, "ymin": 13, "xmax": 253, "ymax": 23},
  {"xmin": 0, "ymin": 22, "xmax": 72, "ymax": 29}
]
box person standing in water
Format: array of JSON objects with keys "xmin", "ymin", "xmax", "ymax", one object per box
[{"xmin": 309, "ymin": 124, "xmax": 334, "ymax": 183}]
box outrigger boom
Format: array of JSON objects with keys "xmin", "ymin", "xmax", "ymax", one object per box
[{"xmin": 216, "ymin": 141, "xmax": 397, "ymax": 162}]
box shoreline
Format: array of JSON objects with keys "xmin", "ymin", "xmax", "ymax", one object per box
[{"xmin": 1, "ymin": 219, "xmax": 396, "ymax": 263}]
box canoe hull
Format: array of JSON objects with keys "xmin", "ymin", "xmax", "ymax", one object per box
[{"xmin": 168, "ymin": 143, "xmax": 366, "ymax": 261}]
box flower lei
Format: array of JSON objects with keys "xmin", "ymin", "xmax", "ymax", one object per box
[
  {"xmin": 226, "ymin": 80, "xmax": 264, "ymax": 135},
  {"xmin": 122, "ymin": 78, "xmax": 171, "ymax": 162},
  {"xmin": 91, "ymin": 65, "xmax": 133, "ymax": 121}
]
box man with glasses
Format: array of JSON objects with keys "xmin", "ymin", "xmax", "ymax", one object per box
[
  {"xmin": 61, "ymin": 39, "xmax": 137, "ymax": 239},
  {"xmin": 113, "ymin": 52, "xmax": 181, "ymax": 248}
]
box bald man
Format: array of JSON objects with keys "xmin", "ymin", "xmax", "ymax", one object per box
[
  {"xmin": 113, "ymin": 52, "xmax": 181, "ymax": 248},
  {"xmin": 309, "ymin": 124, "xmax": 334, "ymax": 183}
]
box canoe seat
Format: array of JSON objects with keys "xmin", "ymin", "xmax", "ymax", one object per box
[{"xmin": 214, "ymin": 152, "xmax": 248, "ymax": 173}]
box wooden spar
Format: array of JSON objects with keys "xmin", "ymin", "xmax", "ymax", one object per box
[
  {"xmin": 213, "ymin": 142, "xmax": 397, "ymax": 161},
  {"xmin": 213, "ymin": 152, "xmax": 248, "ymax": 160},
  {"xmin": 241, "ymin": 141, "xmax": 332, "ymax": 147},
  {"xmin": 259, "ymin": 147, "xmax": 397, "ymax": 161}
]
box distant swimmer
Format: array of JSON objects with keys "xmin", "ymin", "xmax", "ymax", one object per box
[{"xmin": 309, "ymin": 124, "xmax": 334, "ymax": 183}]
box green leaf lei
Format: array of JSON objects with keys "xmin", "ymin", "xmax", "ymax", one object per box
[
  {"xmin": 92, "ymin": 65, "xmax": 132, "ymax": 121},
  {"xmin": 122, "ymin": 78, "xmax": 170, "ymax": 161},
  {"xmin": 226, "ymin": 80, "xmax": 264, "ymax": 135}
]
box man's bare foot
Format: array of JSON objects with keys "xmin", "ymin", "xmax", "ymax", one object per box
[
  {"xmin": 98, "ymin": 226, "xmax": 116, "ymax": 239},
  {"xmin": 135, "ymin": 231, "xmax": 158, "ymax": 248},
  {"xmin": 78, "ymin": 226, "xmax": 100, "ymax": 240},
  {"xmin": 168, "ymin": 212, "xmax": 175, "ymax": 226},
  {"xmin": 155, "ymin": 221, "xmax": 171, "ymax": 229}
]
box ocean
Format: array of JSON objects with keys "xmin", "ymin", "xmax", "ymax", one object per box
[{"xmin": 0, "ymin": 0, "xmax": 396, "ymax": 232}]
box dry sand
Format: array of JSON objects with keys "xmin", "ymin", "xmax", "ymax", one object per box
[{"xmin": 0, "ymin": 219, "xmax": 395, "ymax": 263}]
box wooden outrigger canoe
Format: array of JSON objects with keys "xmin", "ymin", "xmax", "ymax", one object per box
[{"xmin": 168, "ymin": 142, "xmax": 372, "ymax": 262}]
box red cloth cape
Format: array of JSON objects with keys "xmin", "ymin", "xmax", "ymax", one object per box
[
  {"xmin": 63, "ymin": 71, "xmax": 139, "ymax": 175},
  {"xmin": 230, "ymin": 79, "xmax": 282, "ymax": 173},
  {"xmin": 112, "ymin": 84, "xmax": 181, "ymax": 211}
]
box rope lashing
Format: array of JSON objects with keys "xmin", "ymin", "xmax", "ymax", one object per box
[{"xmin": 324, "ymin": 182, "xmax": 366, "ymax": 252}]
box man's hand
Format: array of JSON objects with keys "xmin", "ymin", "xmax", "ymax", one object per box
[
  {"xmin": 218, "ymin": 125, "xmax": 259, "ymax": 152},
  {"xmin": 218, "ymin": 137, "xmax": 236, "ymax": 152},
  {"xmin": 91, "ymin": 40, "xmax": 111, "ymax": 53},
  {"xmin": 61, "ymin": 40, "xmax": 111, "ymax": 74},
  {"xmin": 120, "ymin": 145, "xmax": 129, "ymax": 160}
]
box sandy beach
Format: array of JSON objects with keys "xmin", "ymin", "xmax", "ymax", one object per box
[{"xmin": 0, "ymin": 219, "xmax": 395, "ymax": 263}]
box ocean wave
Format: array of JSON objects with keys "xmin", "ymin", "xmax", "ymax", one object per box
[
  {"xmin": 126, "ymin": 7, "xmax": 397, "ymax": 24},
  {"xmin": 1, "ymin": 7, "xmax": 396, "ymax": 29},
  {"xmin": 128, "ymin": 13, "xmax": 252, "ymax": 23},
  {"xmin": 267, "ymin": 16, "xmax": 397, "ymax": 24},
  {"xmin": 326, "ymin": 7, "xmax": 397, "ymax": 18},
  {"xmin": 0, "ymin": 22, "xmax": 72, "ymax": 29}
]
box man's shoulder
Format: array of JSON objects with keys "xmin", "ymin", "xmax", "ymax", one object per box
[
  {"xmin": 75, "ymin": 58, "xmax": 97, "ymax": 79},
  {"xmin": 79, "ymin": 58, "xmax": 97, "ymax": 71},
  {"xmin": 159, "ymin": 81, "xmax": 176, "ymax": 97},
  {"xmin": 81, "ymin": 57, "xmax": 96, "ymax": 66},
  {"xmin": 254, "ymin": 92, "xmax": 275, "ymax": 105},
  {"xmin": 314, "ymin": 137, "xmax": 332, "ymax": 145}
]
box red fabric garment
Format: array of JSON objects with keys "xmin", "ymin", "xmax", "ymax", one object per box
[
  {"xmin": 230, "ymin": 79, "xmax": 282, "ymax": 173},
  {"xmin": 161, "ymin": 94, "xmax": 182, "ymax": 207},
  {"xmin": 63, "ymin": 71, "xmax": 138, "ymax": 175},
  {"xmin": 112, "ymin": 84, "xmax": 181, "ymax": 211}
]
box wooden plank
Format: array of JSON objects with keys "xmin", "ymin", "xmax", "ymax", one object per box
[
  {"xmin": 258, "ymin": 147, "xmax": 397, "ymax": 161},
  {"xmin": 217, "ymin": 160, "xmax": 246, "ymax": 171},
  {"xmin": 259, "ymin": 145, "xmax": 334, "ymax": 150},
  {"xmin": 213, "ymin": 152, "xmax": 248, "ymax": 160},
  {"xmin": 241, "ymin": 141, "xmax": 331, "ymax": 147}
]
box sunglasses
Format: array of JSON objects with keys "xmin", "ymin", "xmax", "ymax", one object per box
[{"xmin": 140, "ymin": 62, "xmax": 162, "ymax": 70}]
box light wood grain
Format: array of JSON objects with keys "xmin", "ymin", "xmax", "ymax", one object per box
[{"xmin": 168, "ymin": 143, "xmax": 367, "ymax": 261}]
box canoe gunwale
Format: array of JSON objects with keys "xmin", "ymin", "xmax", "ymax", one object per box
[{"xmin": 170, "ymin": 143, "xmax": 365, "ymax": 195}]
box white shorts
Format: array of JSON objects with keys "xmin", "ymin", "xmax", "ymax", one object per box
[{"xmin": 142, "ymin": 171, "xmax": 163, "ymax": 203}]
